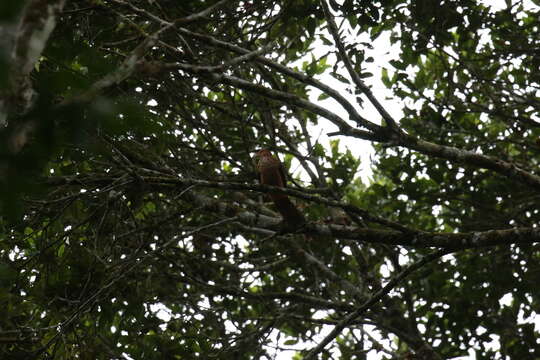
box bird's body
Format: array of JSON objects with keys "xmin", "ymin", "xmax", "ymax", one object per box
[{"xmin": 254, "ymin": 149, "xmax": 305, "ymax": 227}]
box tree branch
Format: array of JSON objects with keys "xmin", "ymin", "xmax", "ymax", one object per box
[
  {"xmin": 154, "ymin": 60, "xmax": 380, "ymax": 140},
  {"xmin": 303, "ymin": 248, "xmax": 451, "ymax": 360},
  {"xmin": 0, "ymin": 0, "xmax": 67, "ymax": 125},
  {"xmin": 151, "ymin": 53, "xmax": 540, "ymax": 191},
  {"xmin": 400, "ymin": 134, "xmax": 540, "ymax": 190},
  {"xmin": 176, "ymin": 27, "xmax": 379, "ymax": 132},
  {"xmin": 320, "ymin": 0, "xmax": 399, "ymax": 131},
  {"xmin": 44, "ymin": 174, "xmax": 540, "ymax": 248}
]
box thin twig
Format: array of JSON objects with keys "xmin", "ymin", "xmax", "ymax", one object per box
[
  {"xmin": 33, "ymin": 216, "xmax": 239, "ymax": 357},
  {"xmin": 176, "ymin": 27, "xmax": 378, "ymax": 132},
  {"xmin": 320, "ymin": 0, "xmax": 399, "ymax": 131},
  {"xmin": 303, "ymin": 248, "xmax": 453, "ymax": 359}
]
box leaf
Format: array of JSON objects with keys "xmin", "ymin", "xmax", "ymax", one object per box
[
  {"xmin": 317, "ymin": 93, "xmax": 330, "ymax": 101},
  {"xmin": 381, "ymin": 67, "xmax": 391, "ymax": 88},
  {"xmin": 330, "ymin": 72, "xmax": 350, "ymax": 84}
]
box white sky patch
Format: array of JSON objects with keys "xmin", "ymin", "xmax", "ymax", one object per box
[
  {"xmin": 499, "ymin": 293, "xmax": 513, "ymax": 307},
  {"xmin": 302, "ymin": 30, "xmax": 402, "ymax": 182},
  {"xmin": 150, "ymin": 303, "xmax": 172, "ymax": 323}
]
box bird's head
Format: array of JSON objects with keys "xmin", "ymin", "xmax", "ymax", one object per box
[
  {"xmin": 252, "ymin": 149, "xmax": 273, "ymax": 167},
  {"xmin": 255, "ymin": 149, "xmax": 272, "ymax": 157}
]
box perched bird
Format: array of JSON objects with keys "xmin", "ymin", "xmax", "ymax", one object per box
[{"xmin": 253, "ymin": 149, "xmax": 305, "ymax": 227}]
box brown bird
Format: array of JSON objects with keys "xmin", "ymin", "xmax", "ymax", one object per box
[{"xmin": 254, "ymin": 149, "xmax": 305, "ymax": 227}]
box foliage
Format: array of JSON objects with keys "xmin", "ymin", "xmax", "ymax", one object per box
[{"xmin": 1, "ymin": 0, "xmax": 539, "ymax": 359}]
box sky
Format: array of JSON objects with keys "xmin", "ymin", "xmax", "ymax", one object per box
[{"xmin": 306, "ymin": 30, "xmax": 402, "ymax": 183}]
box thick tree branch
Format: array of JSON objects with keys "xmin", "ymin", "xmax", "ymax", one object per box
[
  {"xmin": 45, "ymin": 174, "xmax": 540, "ymax": 248},
  {"xmin": 400, "ymin": 134, "xmax": 540, "ymax": 190},
  {"xmin": 0, "ymin": 0, "xmax": 67, "ymax": 127},
  {"xmin": 0, "ymin": 0, "xmax": 66, "ymax": 155}
]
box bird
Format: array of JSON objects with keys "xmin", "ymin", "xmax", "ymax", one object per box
[{"xmin": 253, "ymin": 149, "xmax": 305, "ymax": 227}]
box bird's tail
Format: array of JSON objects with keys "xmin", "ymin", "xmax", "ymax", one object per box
[{"xmin": 270, "ymin": 194, "xmax": 305, "ymax": 226}]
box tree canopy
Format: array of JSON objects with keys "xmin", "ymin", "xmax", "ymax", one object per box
[{"xmin": 1, "ymin": 0, "xmax": 540, "ymax": 359}]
